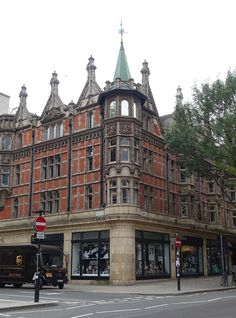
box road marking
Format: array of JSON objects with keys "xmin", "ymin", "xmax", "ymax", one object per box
[
  {"xmin": 172, "ymin": 300, "xmax": 208, "ymax": 305},
  {"xmin": 96, "ymin": 308, "xmax": 140, "ymax": 314},
  {"xmin": 70, "ymin": 314, "xmax": 94, "ymax": 318},
  {"xmin": 0, "ymin": 314, "xmax": 11, "ymax": 317},
  {"xmin": 144, "ymin": 303, "xmax": 169, "ymax": 309},
  {"xmin": 66, "ymin": 304, "xmax": 95, "ymax": 310}
]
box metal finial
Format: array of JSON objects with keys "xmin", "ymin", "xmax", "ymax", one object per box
[{"xmin": 119, "ymin": 20, "xmax": 125, "ymax": 43}]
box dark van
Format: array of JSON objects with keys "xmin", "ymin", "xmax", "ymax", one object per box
[{"xmin": 0, "ymin": 244, "xmax": 68, "ymax": 289}]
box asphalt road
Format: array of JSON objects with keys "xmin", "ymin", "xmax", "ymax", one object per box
[{"xmin": 0, "ymin": 286, "xmax": 236, "ymax": 318}]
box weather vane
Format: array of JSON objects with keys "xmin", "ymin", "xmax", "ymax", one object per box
[{"xmin": 119, "ymin": 20, "xmax": 126, "ymax": 43}]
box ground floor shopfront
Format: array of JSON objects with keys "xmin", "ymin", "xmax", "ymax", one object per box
[{"xmin": 1, "ymin": 216, "xmax": 236, "ymax": 285}]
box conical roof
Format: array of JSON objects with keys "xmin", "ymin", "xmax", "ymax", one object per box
[{"xmin": 113, "ymin": 41, "xmax": 132, "ymax": 81}]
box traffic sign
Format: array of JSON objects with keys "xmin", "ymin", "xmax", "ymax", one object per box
[
  {"xmin": 36, "ymin": 232, "xmax": 45, "ymax": 239},
  {"xmin": 34, "ymin": 216, "xmax": 46, "ymax": 232},
  {"xmin": 175, "ymin": 236, "xmax": 182, "ymax": 248}
]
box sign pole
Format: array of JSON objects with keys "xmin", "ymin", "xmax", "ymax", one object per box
[
  {"xmin": 33, "ymin": 214, "xmax": 46, "ymax": 303},
  {"xmin": 175, "ymin": 235, "xmax": 182, "ymax": 291},
  {"xmin": 34, "ymin": 250, "xmax": 40, "ymax": 302}
]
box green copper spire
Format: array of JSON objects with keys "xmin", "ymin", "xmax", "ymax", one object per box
[{"xmin": 113, "ymin": 22, "xmax": 132, "ymax": 81}]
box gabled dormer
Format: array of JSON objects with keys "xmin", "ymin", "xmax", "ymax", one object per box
[
  {"xmin": 41, "ymin": 71, "xmax": 66, "ymax": 123},
  {"xmin": 76, "ymin": 56, "xmax": 102, "ymax": 109},
  {"xmin": 40, "ymin": 72, "xmax": 66, "ymax": 141}
]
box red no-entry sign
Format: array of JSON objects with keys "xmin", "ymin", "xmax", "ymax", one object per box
[
  {"xmin": 175, "ymin": 236, "xmax": 182, "ymax": 248},
  {"xmin": 34, "ymin": 216, "xmax": 46, "ymax": 232}
]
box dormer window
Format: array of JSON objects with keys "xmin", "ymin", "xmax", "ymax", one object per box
[
  {"xmin": 45, "ymin": 122, "xmax": 63, "ymax": 141},
  {"xmin": 121, "ymin": 100, "xmax": 129, "ymax": 116},
  {"xmin": 109, "ymin": 101, "xmax": 117, "ymax": 117},
  {"xmin": 87, "ymin": 111, "xmax": 94, "ymax": 128}
]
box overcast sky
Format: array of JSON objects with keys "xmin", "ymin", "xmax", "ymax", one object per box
[{"xmin": 1, "ymin": 0, "xmax": 236, "ymax": 116}]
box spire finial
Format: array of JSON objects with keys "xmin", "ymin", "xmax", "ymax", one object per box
[
  {"xmin": 119, "ymin": 20, "xmax": 125, "ymax": 43},
  {"xmin": 176, "ymin": 86, "xmax": 183, "ymax": 106}
]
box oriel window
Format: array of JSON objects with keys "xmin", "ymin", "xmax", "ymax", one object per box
[
  {"xmin": 109, "ymin": 139, "xmax": 116, "ymax": 162},
  {"xmin": 121, "ymin": 100, "xmax": 129, "ymax": 116},
  {"xmin": 110, "ymin": 179, "xmax": 117, "ymax": 204},
  {"xmin": 109, "ymin": 101, "xmax": 117, "ymax": 117}
]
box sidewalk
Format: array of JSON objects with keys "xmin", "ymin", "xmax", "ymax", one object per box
[
  {"xmin": 68, "ymin": 275, "xmax": 236, "ymax": 295},
  {"xmin": 0, "ymin": 275, "xmax": 235, "ymax": 312}
]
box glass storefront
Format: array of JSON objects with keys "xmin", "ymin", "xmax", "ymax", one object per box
[
  {"xmin": 207, "ymin": 239, "xmax": 222, "ymax": 274},
  {"xmin": 136, "ymin": 230, "xmax": 170, "ymax": 279},
  {"xmin": 71, "ymin": 231, "xmax": 109, "ymax": 279},
  {"xmin": 180, "ymin": 236, "xmax": 203, "ymax": 276}
]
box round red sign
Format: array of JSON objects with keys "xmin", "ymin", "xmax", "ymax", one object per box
[
  {"xmin": 175, "ymin": 236, "xmax": 182, "ymax": 248},
  {"xmin": 34, "ymin": 216, "xmax": 46, "ymax": 232}
]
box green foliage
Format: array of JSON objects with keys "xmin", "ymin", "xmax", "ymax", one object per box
[{"xmin": 165, "ymin": 70, "xmax": 236, "ymax": 181}]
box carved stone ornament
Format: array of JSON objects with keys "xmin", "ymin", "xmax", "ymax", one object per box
[
  {"xmin": 1, "ymin": 155, "xmax": 11, "ymax": 164},
  {"xmin": 134, "ymin": 126, "xmax": 141, "ymax": 138},
  {"xmin": 120, "ymin": 122, "xmax": 132, "ymax": 134},
  {"xmin": 42, "ymin": 107, "xmax": 64, "ymax": 123},
  {"xmin": 107, "ymin": 124, "xmax": 117, "ymax": 136}
]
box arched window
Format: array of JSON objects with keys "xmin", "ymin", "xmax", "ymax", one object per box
[
  {"xmin": 121, "ymin": 100, "xmax": 129, "ymax": 116},
  {"xmin": 88, "ymin": 111, "xmax": 94, "ymax": 128},
  {"xmin": 110, "ymin": 101, "xmax": 117, "ymax": 117},
  {"xmin": 133, "ymin": 102, "xmax": 138, "ymax": 118}
]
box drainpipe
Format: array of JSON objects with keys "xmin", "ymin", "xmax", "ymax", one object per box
[
  {"xmin": 100, "ymin": 107, "xmax": 104, "ymax": 208},
  {"xmin": 165, "ymin": 149, "xmax": 170, "ymax": 214},
  {"xmin": 67, "ymin": 113, "xmax": 73, "ymax": 212},
  {"xmin": 29, "ymin": 128, "xmax": 35, "ymax": 216}
]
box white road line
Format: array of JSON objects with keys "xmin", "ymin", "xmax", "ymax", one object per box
[
  {"xmin": 96, "ymin": 308, "xmax": 140, "ymax": 314},
  {"xmin": 172, "ymin": 300, "xmax": 208, "ymax": 305},
  {"xmin": 66, "ymin": 304, "xmax": 95, "ymax": 310},
  {"xmin": 207, "ymin": 297, "xmax": 223, "ymax": 302},
  {"xmin": 70, "ymin": 314, "xmax": 94, "ymax": 318},
  {"xmin": 0, "ymin": 314, "xmax": 11, "ymax": 317},
  {"xmin": 144, "ymin": 303, "xmax": 168, "ymax": 309}
]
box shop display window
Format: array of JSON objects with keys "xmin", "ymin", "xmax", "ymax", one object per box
[
  {"xmin": 135, "ymin": 230, "xmax": 170, "ymax": 279},
  {"xmin": 71, "ymin": 231, "xmax": 109, "ymax": 279},
  {"xmin": 207, "ymin": 240, "xmax": 222, "ymax": 274},
  {"xmin": 180, "ymin": 244, "xmax": 203, "ymax": 275}
]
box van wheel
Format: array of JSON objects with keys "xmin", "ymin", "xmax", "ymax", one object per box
[
  {"xmin": 58, "ymin": 282, "xmax": 64, "ymax": 289},
  {"xmin": 0, "ymin": 282, "xmax": 5, "ymax": 288},
  {"xmin": 13, "ymin": 283, "xmax": 23, "ymax": 288}
]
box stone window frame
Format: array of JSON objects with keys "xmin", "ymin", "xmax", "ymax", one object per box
[
  {"xmin": 86, "ymin": 184, "xmax": 93, "ymax": 209},
  {"xmin": 41, "ymin": 154, "xmax": 61, "ymax": 180},
  {"xmin": 232, "ymin": 210, "xmax": 236, "ymax": 227},
  {"xmin": 209, "ymin": 204, "xmax": 217, "ymax": 223},
  {"xmin": 1, "ymin": 166, "xmax": 10, "ymax": 186},
  {"xmin": 2, "ymin": 135, "xmax": 12, "ymax": 150},
  {"xmin": 86, "ymin": 146, "xmax": 94, "ymax": 171},
  {"xmin": 120, "ymin": 137, "xmax": 130, "ymax": 162},
  {"xmin": 13, "ymin": 197, "xmax": 19, "ymax": 218},
  {"xmin": 121, "ymin": 178, "xmax": 130, "ymax": 203},
  {"xmin": 109, "ymin": 100, "xmax": 117, "ymax": 118},
  {"xmin": 179, "ymin": 163, "xmax": 188, "ymax": 183},
  {"xmin": 15, "ymin": 164, "xmax": 21, "ymax": 185},
  {"xmin": 87, "ymin": 111, "xmax": 94, "ymax": 129},
  {"xmin": 108, "ymin": 139, "xmax": 117, "ymax": 163},
  {"xmin": 180, "ymin": 196, "xmax": 188, "ymax": 217},
  {"xmin": 40, "ymin": 190, "xmax": 60, "ymax": 214},
  {"xmin": 45, "ymin": 122, "xmax": 64, "ymax": 141}
]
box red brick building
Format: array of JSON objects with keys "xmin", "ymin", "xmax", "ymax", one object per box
[{"xmin": 0, "ymin": 38, "xmax": 236, "ymax": 285}]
